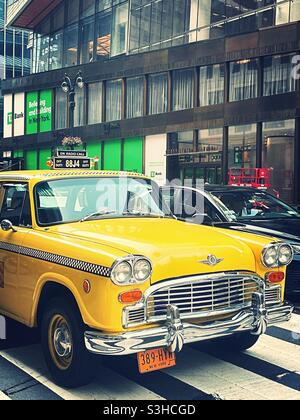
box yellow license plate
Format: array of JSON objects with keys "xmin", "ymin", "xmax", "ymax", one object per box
[{"xmin": 137, "ymin": 348, "xmax": 176, "ymax": 374}]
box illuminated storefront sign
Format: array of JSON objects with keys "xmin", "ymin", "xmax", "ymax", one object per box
[
  {"xmin": 14, "ymin": 92, "xmax": 25, "ymax": 137},
  {"xmin": 145, "ymin": 134, "xmax": 167, "ymax": 185}
]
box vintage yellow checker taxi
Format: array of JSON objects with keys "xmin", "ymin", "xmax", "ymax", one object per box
[{"xmin": 0, "ymin": 170, "xmax": 294, "ymax": 387}]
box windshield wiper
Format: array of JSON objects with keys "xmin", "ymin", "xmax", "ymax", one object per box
[
  {"xmin": 80, "ymin": 210, "xmax": 117, "ymax": 222},
  {"xmin": 122, "ymin": 211, "xmax": 176, "ymax": 219}
]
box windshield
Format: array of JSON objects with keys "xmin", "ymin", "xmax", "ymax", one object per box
[
  {"xmin": 210, "ymin": 190, "xmax": 300, "ymax": 221},
  {"xmin": 207, "ymin": 193, "xmax": 237, "ymax": 222},
  {"xmin": 35, "ymin": 177, "xmax": 169, "ymax": 226}
]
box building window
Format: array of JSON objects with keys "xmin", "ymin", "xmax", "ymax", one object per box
[
  {"xmin": 80, "ymin": 17, "xmax": 95, "ymax": 64},
  {"xmin": 49, "ymin": 31, "xmax": 63, "ymax": 70},
  {"xmin": 263, "ymin": 119, "xmax": 295, "ymax": 203},
  {"xmin": 88, "ymin": 82, "xmax": 103, "ymax": 125},
  {"xmin": 172, "ymin": 68, "xmax": 195, "ymax": 111},
  {"xmin": 106, "ymin": 79, "xmax": 122, "ymax": 121},
  {"xmin": 82, "ymin": 0, "xmax": 96, "ymax": 18},
  {"xmin": 168, "ymin": 131, "xmax": 194, "ymax": 155},
  {"xmin": 290, "ymin": 0, "xmax": 300, "ymax": 21},
  {"xmin": 228, "ymin": 124, "xmax": 257, "ymax": 169},
  {"xmin": 148, "ymin": 73, "xmax": 168, "ymax": 115},
  {"xmin": 126, "ymin": 77, "xmax": 144, "ymax": 119},
  {"xmin": 95, "ymin": 9, "xmax": 112, "ymax": 59},
  {"xmin": 199, "ymin": 64, "xmax": 225, "ymax": 106},
  {"xmin": 64, "ymin": 24, "xmax": 79, "ymax": 67},
  {"xmin": 111, "ymin": 2, "xmax": 129, "ymax": 57},
  {"xmin": 67, "ymin": 0, "xmax": 80, "ymax": 24},
  {"xmin": 198, "ymin": 128, "xmax": 223, "ymax": 164},
  {"xmin": 55, "ymin": 88, "xmax": 68, "ymax": 130},
  {"xmin": 37, "ymin": 35, "xmax": 50, "ymax": 73},
  {"xmin": 229, "ymin": 59, "xmax": 258, "ymax": 102},
  {"xmin": 74, "ymin": 86, "xmax": 85, "ymax": 127},
  {"xmin": 263, "ymin": 54, "xmax": 296, "ymax": 96}
]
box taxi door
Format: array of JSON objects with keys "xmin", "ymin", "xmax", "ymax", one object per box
[{"xmin": 0, "ymin": 182, "xmax": 30, "ymax": 319}]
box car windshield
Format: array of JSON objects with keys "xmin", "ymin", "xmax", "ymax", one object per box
[
  {"xmin": 207, "ymin": 193, "xmax": 237, "ymax": 222},
  {"xmin": 35, "ymin": 177, "xmax": 169, "ymax": 226},
  {"xmin": 211, "ymin": 190, "xmax": 300, "ymax": 221}
]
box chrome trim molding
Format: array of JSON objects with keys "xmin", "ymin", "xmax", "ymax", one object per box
[{"xmin": 85, "ymin": 297, "xmax": 293, "ymax": 356}]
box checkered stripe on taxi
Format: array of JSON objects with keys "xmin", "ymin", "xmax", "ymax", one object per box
[{"xmin": 0, "ymin": 241, "xmax": 111, "ymax": 277}]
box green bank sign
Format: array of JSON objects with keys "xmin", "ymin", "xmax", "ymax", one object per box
[{"xmin": 26, "ymin": 90, "xmax": 53, "ymax": 135}]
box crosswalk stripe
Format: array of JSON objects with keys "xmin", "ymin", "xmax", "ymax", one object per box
[
  {"xmin": 279, "ymin": 313, "xmax": 300, "ymax": 334},
  {"xmin": 246, "ymin": 334, "xmax": 300, "ymax": 373},
  {"xmin": 1, "ymin": 345, "xmax": 164, "ymax": 401},
  {"xmin": 104, "ymin": 356, "xmax": 219, "ymax": 400},
  {"xmin": 0, "ymin": 313, "xmax": 299, "ymax": 400},
  {"xmin": 198, "ymin": 343, "xmax": 300, "ymax": 394},
  {"xmin": 165, "ymin": 346, "xmax": 300, "ymax": 400},
  {"xmin": 0, "ymin": 355, "xmax": 62, "ymax": 400},
  {"xmin": 0, "ymin": 391, "xmax": 10, "ymax": 400}
]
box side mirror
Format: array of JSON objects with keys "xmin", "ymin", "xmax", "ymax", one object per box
[{"xmin": 1, "ymin": 220, "xmax": 17, "ymax": 232}]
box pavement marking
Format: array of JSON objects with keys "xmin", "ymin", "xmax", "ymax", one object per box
[
  {"xmin": 0, "ymin": 391, "xmax": 10, "ymax": 401},
  {"xmin": 167, "ymin": 346, "xmax": 300, "ymax": 400},
  {"xmin": 279, "ymin": 313, "xmax": 300, "ymax": 334},
  {"xmin": 1, "ymin": 313, "xmax": 300, "ymax": 400},
  {"xmin": 0, "ymin": 355, "xmax": 62, "ymax": 400},
  {"xmin": 105, "ymin": 356, "xmax": 219, "ymax": 400},
  {"xmin": 0, "ymin": 345, "xmax": 164, "ymax": 401},
  {"xmin": 202, "ymin": 344, "xmax": 300, "ymax": 394}
]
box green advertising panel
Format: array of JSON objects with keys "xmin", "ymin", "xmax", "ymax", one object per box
[
  {"xmin": 25, "ymin": 150, "xmax": 38, "ymax": 170},
  {"xmin": 26, "ymin": 92, "xmax": 39, "ymax": 135},
  {"xmin": 86, "ymin": 142, "xmax": 102, "ymax": 169},
  {"xmin": 103, "ymin": 139, "xmax": 121, "ymax": 171},
  {"xmin": 123, "ymin": 137, "xmax": 143, "ymax": 173},
  {"xmin": 39, "ymin": 90, "xmax": 53, "ymax": 133},
  {"xmin": 39, "ymin": 149, "xmax": 52, "ymax": 170}
]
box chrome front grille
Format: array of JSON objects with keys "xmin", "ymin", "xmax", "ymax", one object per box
[
  {"xmin": 123, "ymin": 272, "xmax": 266, "ymax": 328},
  {"xmin": 265, "ymin": 285, "xmax": 282, "ymax": 305},
  {"xmin": 146, "ymin": 274, "xmax": 260, "ymax": 322}
]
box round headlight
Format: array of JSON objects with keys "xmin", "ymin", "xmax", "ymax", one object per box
[
  {"xmin": 278, "ymin": 244, "xmax": 293, "ymax": 266},
  {"xmin": 111, "ymin": 261, "xmax": 132, "ymax": 285},
  {"xmin": 133, "ymin": 259, "xmax": 152, "ymax": 282},
  {"xmin": 262, "ymin": 245, "xmax": 278, "ymax": 268}
]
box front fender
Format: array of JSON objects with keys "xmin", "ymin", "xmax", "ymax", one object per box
[{"xmin": 31, "ymin": 272, "xmax": 102, "ymax": 328}]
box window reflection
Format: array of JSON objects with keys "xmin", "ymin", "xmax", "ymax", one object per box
[
  {"xmin": 228, "ymin": 124, "xmax": 257, "ymax": 169},
  {"xmin": 263, "ymin": 120, "xmax": 295, "ymax": 203},
  {"xmin": 229, "ymin": 59, "xmax": 258, "ymax": 102},
  {"xmin": 199, "ymin": 64, "xmax": 225, "ymax": 106},
  {"xmin": 263, "ymin": 54, "xmax": 296, "ymax": 96},
  {"xmin": 64, "ymin": 25, "xmax": 79, "ymax": 67}
]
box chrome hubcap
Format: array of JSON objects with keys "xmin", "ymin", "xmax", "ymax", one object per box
[{"xmin": 53, "ymin": 326, "xmax": 72, "ymax": 358}]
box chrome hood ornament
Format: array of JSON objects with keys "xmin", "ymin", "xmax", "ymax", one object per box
[{"xmin": 199, "ymin": 254, "xmax": 224, "ymax": 266}]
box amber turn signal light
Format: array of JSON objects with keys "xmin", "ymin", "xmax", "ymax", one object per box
[
  {"xmin": 266, "ymin": 272, "xmax": 285, "ymax": 283},
  {"xmin": 119, "ymin": 290, "xmax": 143, "ymax": 303}
]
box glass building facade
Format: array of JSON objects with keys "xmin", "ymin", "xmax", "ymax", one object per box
[
  {"xmin": 2, "ymin": 0, "xmax": 300, "ymax": 203},
  {"xmin": 26, "ymin": 0, "xmax": 300, "ymax": 73},
  {"xmin": 0, "ymin": 0, "xmax": 30, "ymax": 137}
]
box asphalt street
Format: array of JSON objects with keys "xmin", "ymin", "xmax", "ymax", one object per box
[{"xmin": 0, "ymin": 309, "xmax": 299, "ymax": 400}]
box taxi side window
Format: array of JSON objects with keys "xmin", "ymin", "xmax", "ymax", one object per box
[{"xmin": 0, "ymin": 184, "xmax": 32, "ymax": 228}]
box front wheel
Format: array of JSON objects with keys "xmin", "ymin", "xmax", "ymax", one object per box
[{"xmin": 41, "ymin": 297, "xmax": 96, "ymax": 388}]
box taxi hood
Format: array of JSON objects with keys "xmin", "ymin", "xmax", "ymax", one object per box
[{"xmin": 48, "ymin": 218, "xmax": 267, "ymax": 283}]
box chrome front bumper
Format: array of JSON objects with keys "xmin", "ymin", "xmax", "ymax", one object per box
[{"xmin": 84, "ymin": 293, "xmax": 293, "ymax": 356}]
